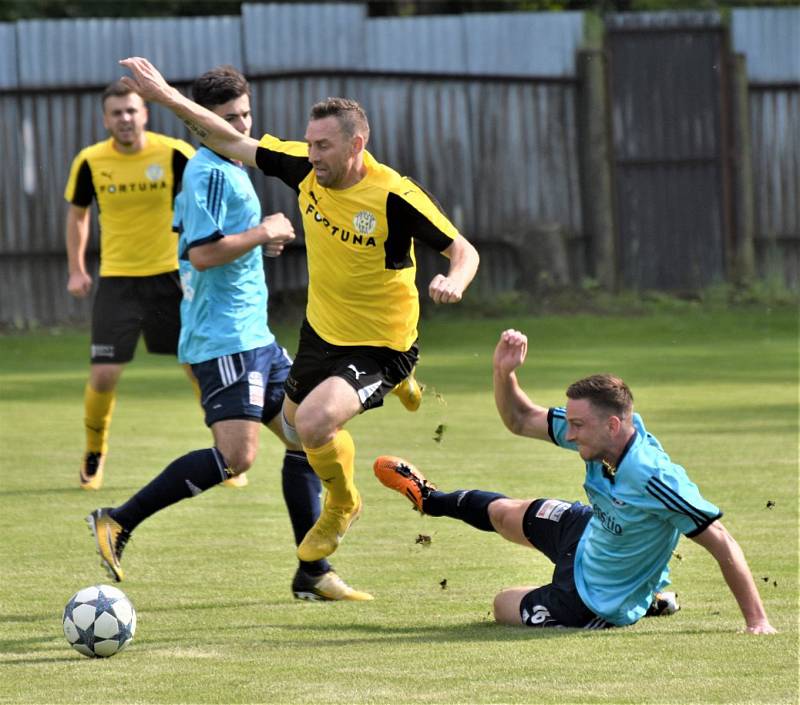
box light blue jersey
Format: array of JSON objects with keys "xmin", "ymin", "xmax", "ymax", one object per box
[
  {"xmin": 548, "ymin": 408, "xmax": 722, "ymax": 626},
  {"xmin": 174, "ymin": 146, "xmax": 273, "ymax": 364}
]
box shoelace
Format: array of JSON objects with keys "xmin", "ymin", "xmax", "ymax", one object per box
[{"xmin": 397, "ymin": 463, "xmax": 434, "ymax": 497}]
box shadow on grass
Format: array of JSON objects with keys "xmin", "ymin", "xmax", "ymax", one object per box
[
  {"xmin": 0, "ymin": 487, "xmax": 90, "ymax": 498},
  {"xmin": 0, "ymin": 484, "xmax": 152, "ymax": 498},
  {"xmin": 139, "ymin": 619, "xmax": 738, "ymax": 648},
  {"xmin": 0, "ymin": 632, "xmax": 79, "ymax": 664}
]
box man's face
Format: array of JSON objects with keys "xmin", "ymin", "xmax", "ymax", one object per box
[
  {"xmin": 305, "ymin": 116, "xmax": 357, "ymax": 188},
  {"xmin": 565, "ymin": 398, "xmax": 615, "ymax": 462},
  {"xmin": 102, "ymin": 93, "xmax": 147, "ymax": 148},
  {"xmin": 210, "ymin": 93, "xmax": 252, "ymax": 137}
]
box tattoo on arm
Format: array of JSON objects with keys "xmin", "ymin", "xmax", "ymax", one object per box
[{"xmin": 183, "ymin": 119, "xmax": 209, "ymax": 140}]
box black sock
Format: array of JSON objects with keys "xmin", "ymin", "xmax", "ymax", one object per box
[
  {"xmin": 423, "ymin": 489, "xmax": 506, "ymax": 532},
  {"xmin": 282, "ymin": 449, "xmax": 330, "ymax": 575},
  {"xmin": 110, "ymin": 448, "xmax": 228, "ymax": 532}
]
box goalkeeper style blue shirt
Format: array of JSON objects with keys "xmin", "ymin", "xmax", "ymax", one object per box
[
  {"xmin": 548, "ymin": 408, "xmax": 722, "ymax": 626},
  {"xmin": 174, "ymin": 146, "xmax": 274, "ymax": 364}
]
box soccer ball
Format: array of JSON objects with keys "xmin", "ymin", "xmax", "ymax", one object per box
[{"xmin": 62, "ymin": 584, "xmax": 136, "ymax": 658}]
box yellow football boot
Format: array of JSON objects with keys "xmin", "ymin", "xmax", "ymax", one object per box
[
  {"xmin": 297, "ymin": 493, "xmax": 362, "ymax": 562},
  {"xmin": 79, "ymin": 452, "xmax": 105, "ymax": 491},
  {"xmin": 391, "ymin": 369, "xmax": 423, "ymax": 412}
]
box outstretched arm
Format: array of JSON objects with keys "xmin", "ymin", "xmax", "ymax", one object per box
[
  {"xmin": 119, "ymin": 57, "xmax": 259, "ymax": 166},
  {"xmin": 691, "ymin": 520, "xmax": 776, "ymax": 634},
  {"xmin": 492, "ymin": 329, "xmax": 550, "ymax": 440}
]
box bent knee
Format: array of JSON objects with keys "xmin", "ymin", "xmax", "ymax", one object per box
[
  {"xmin": 493, "ymin": 588, "xmax": 528, "ymax": 626},
  {"xmin": 294, "ymin": 408, "xmax": 337, "ymax": 447},
  {"xmin": 220, "ymin": 448, "xmax": 257, "ymax": 475}
]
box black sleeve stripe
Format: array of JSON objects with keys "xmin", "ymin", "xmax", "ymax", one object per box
[
  {"xmin": 384, "ymin": 192, "xmax": 414, "ymax": 270},
  {"xmin": 385, "ymin": 191, "xmax": 452, "ymax": 271},
  {"xmin": 649, "ymin": 477, "xmax": 716, "ymax": 523},
  {"xmin": 645, "ymin": 477, "xmax": 715, "ymax": 527},
  {"xmin": 172, "ymin": 150, "xmax": 190, "ymax": 200},
  {"xmin": 546, "ymin": 408, "xmax": 558, "ymax": 445},
  {"xmin": 685, "ymin": 512, "xmax": 723, "ymax": 538},
  {"xmin": 206, "ymin": 169, "xmax": 224, "ymax": 222},
  {"xmin": 645, "ymin": 485, "xmax": 702, "ymax": 527},
  {"xmin": 70, "ymin": 159, "xmax": 95, "ymax": 207},
  {"xmin": 255, "ymin": 145, "xmax": 310, "ymax": 192},
  {"xmin": 180, "ymin": 231, "xmax": 223, "ymax": 260}
]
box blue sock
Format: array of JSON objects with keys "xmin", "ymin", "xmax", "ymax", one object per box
[
  {"xmin": 111, "ymin": 448, "xmax": 228, "ymax": 531},
  {"xmin": 282, "ymin": 450, "xmax": 330, "ymax": 575},
  {"xmin": 423, "ymin": 489, "xmax": 506, "ymax": 532}
]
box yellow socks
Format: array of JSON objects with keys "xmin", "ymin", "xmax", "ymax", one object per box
[
  {"xmin": 304, "ymin": 430, "xmax": 359, "ymax": 508},
  {"xmin": 84, "ymin": 384, "xmax": 116, "ymax": 455}
]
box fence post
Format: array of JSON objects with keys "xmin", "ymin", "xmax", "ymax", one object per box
[
  {"xmin": 729, "ymin": 52, "xmax": 756, "ymax": 284},
  {"xmin": 577, "ymin": 48, "xmax": 616, "ymax": 291}
]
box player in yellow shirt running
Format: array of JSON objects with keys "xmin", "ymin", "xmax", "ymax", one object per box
[
  {"xmin": 64, "ymin": 82, "xmax": 206, "ymax": 490},
  {"xmin": 119, "ymin": 57, "xmax": 480, "ymax": 567}
]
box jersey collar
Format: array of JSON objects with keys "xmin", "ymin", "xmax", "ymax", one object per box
[{"xmin": 602, "ymin": 429, "xmax": 638, "ymax": 483}]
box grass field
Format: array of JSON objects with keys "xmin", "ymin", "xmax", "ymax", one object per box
[{"xmin": 0, "ymin": 307, "xmax": 798, "ymax": 704}]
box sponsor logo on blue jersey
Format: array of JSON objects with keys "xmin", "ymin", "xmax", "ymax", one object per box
[{"xmin": 592, "ymin": 503, "xmax": 623, "ymax": 535}]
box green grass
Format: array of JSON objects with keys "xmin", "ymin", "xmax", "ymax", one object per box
[{"xmin": 0, "ymin": 308, "xmax": 797, "ymax": 704}]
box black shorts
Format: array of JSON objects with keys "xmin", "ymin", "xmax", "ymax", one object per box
[
  {"xmin": 284, "ymin": 319, "xmax": 419, "ymax": 410},
  {"xmin": 518, "ymin": 499, "xmax": 613, "ymax": 629},
  {"xmin": 90, "ymin": 273, "xmax": 182, "ymax": 364}
]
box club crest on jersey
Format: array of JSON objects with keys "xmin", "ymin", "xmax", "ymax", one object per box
[
  {"xmin": 353, "ymin": 210, "xmax": 377, "ymax": 235},
  {"xmin": 146, "ymin": 164, "xmax": 165, "ymax": 181},
  {"xmin": 304, "ymin": 201, "xmax": 377, "ymax": 248}
]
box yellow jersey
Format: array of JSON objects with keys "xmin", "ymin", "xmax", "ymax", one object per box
[
  {"xmin": 64, "ymin": 131, "xmax": 195, "ymax": 276},
  {"xmin": 256, "ymin": 134, "xmax": 459, "ymax": 350}
]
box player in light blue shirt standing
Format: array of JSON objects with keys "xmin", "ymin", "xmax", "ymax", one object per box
[
  {"xmin": 375, "ymin": 329, "xmax": 775, "ymax": 633},
  {"xmin": 87, "ymin": 66, "xmax": 371, "ymax": 602}
]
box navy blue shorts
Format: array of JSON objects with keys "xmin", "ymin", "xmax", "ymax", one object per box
[
  {"xmin": 191, "ymin": 342, "xmax": 292, "ymax": 427},
  {"xmin": 284, "ymin": 319, "xmax": 419, "ymax": 410},
  {"xmin": 518, "ymin": 499, "xmax": 612, "ymax": 629}
]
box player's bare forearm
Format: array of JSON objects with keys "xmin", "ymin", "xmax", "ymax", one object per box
[
  {"xmin": 119, "ymin": 57, "xmax": 258, "ymax": 166},
  {"xmin": 189, "ymin": 214, "xmax": 295, "ymax": 270},
  {"xmin": 493, "ymin": 331, "xmax": 550, "ymax": 440},
  {"xmin": 493, "ymin": 369, "xmax": 549, "ymax": 440},
  {"xmin": 429, "ymin": 235, "xmax": 479, "ymax": 304},
  {"xmin": 692, "ymin": 521, "xmax": 776, "ymax": 634},
  {"xmin": 65, "ymin": 206, "xmax": 90, "ymax": 273},
  {"xmin": 65, "ymin": 206, "xmax": 92, "ymax": 297}
]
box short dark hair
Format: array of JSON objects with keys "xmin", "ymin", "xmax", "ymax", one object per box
[
  {"xmin": 309, "ymin": 97, "xmax": 370, "ymax": 143},
  {"xmin": 101, "ymin": 81, "xmax": 138, "ymax": 108},
  {"xmin": 566, "ymin": 374, "xmax": 633, "ymax": 418},
  {"xmin": 191, "ymin": 65, "xmax": 250, "ymax": 109}
]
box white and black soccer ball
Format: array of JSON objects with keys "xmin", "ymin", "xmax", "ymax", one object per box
[{"xmin": 62, "ymin": 584, "xmax": 136, "ymax": 658}]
